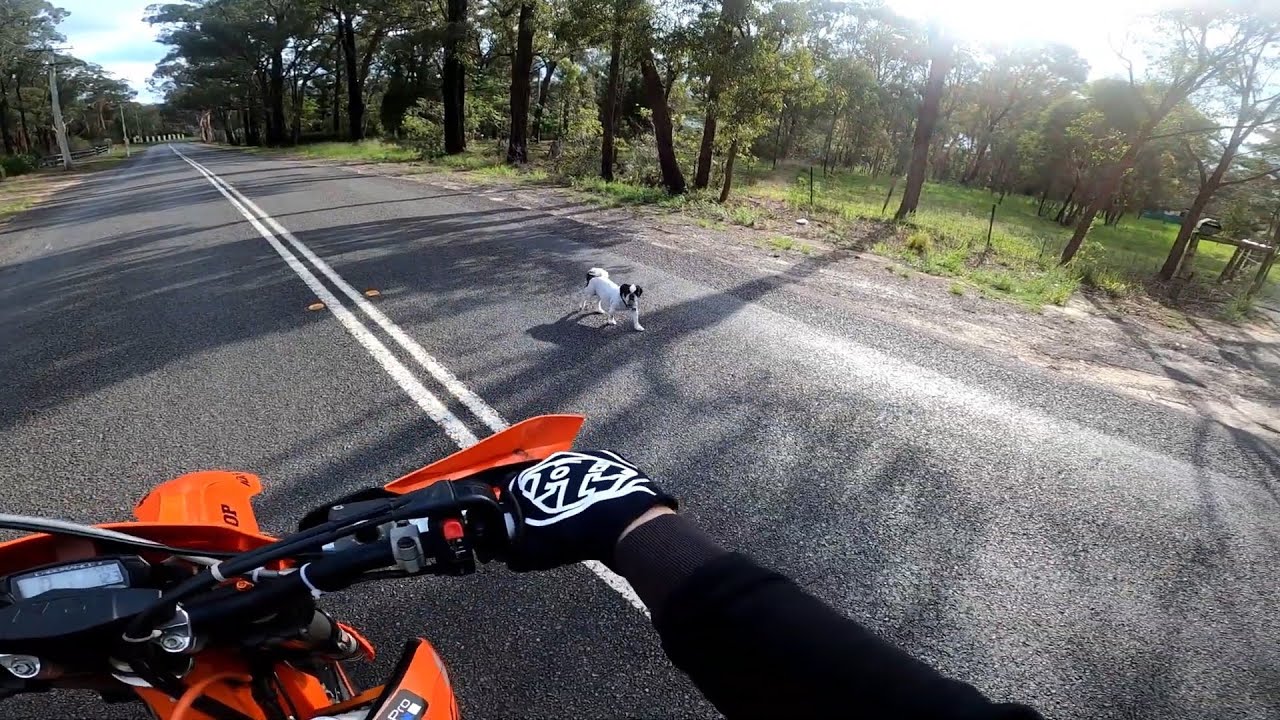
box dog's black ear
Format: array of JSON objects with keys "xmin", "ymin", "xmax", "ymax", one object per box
[
  {"xmin": 634, "ymin": 286, "xmax": 644, "ymax": 297},
  {"xmin": 619, "ymin": 283, "xmax": 633, "ymax": 294}
]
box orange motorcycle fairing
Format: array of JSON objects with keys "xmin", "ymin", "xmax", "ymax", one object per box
[
  {"xmin": 383, "ymin": 414, "xmax": 585, "ymax": 495},
  {"xmin": 361, "ymin": 639, "xmax": 460, "ymax": 720},
  {"xmin": 134, "ymin": 470, "xmax": 265, "ymax": 533},
  {"xmin": 0, "ymin": 471, "xmax": 280, "ymax": 576}
]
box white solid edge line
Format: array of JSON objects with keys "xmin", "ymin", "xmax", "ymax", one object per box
[
  {"xmin": 168, "ymin": 145, "xmax": 479, "ymax": 449},
  {"xmin": 173, "ymin": 145, "xmax": 650, "ymax": 617}
]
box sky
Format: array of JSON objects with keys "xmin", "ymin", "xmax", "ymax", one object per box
[
  {"xmin": 57, "ymin": 0, "xmax": 167, "ymax": 102},
  {"xmin": 59, "ymin": 0, "xmax": 1182, "ymax": 105},
  {"xmin": 886, "ymin": 0, "xmax": 1177, "ymax": 77}
]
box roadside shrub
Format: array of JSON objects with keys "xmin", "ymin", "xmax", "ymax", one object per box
[
  {"xmin": 1224, "ymin": 293, "xmax": 1254, "ymax": 322},
  {"xmin": 729, "ymin": 206, "xmax": 758, "ymax": 227},
  {"xmin": 905, "ymin": 229, "xmax": 931, "ymax": 255},
  {"xmin": 401, "ymin": 99, "xmax": 444, "ymax": 158},
  {"xmin": 0, "ymin": 154, "xmax": 39, "ymax": 178}
]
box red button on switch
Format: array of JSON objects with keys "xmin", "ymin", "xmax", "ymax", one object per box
[{"xmin": 442, "ymin": 519, "xmax": 464, "ymax": 541}]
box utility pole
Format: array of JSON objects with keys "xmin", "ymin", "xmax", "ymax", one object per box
[
  {"xmin": 46, "ymin": 55, "xmax": 73, "ymax": 169},
  {"xmin": 119, "ymin": 105, "xmax": 131, "ymax": 157}
]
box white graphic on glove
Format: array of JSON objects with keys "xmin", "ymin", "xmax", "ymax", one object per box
[{"xmin": 514, "ymin": 451, "xmax": 657, "ymax": 526}]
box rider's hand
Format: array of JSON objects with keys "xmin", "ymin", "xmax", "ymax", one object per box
[{"xmin": 501, "ymin": 450, "xmax": 677, "ymax": 572}]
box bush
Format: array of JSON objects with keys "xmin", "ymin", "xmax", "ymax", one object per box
[
  {"xmin": 1224, "ymin": 293, "xmax": 1254, "ymax": 322},
  {"xmin": 0, "ymin": 154, "xmax": 39, "ymax": 178},
  {"xmin": 401, "ymin": 99, "xmax": 444, "ymax": 158},
  {"xmin": 905, "ymin": 229, "xmax": 931, "ymax": 255}
]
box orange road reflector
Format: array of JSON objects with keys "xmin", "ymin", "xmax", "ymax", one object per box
[
  {"xmin": 364, "ymin": 289, "xmax": 381, "ymax": 297},
  {"xmin": 307, "ymin": 302, "xmax": 325, "ymax": 311}
]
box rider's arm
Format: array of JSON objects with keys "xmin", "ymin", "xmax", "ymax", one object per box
[{"xmin": 614, "ymin": 510, "xmax": 1042, "ymax": 720}]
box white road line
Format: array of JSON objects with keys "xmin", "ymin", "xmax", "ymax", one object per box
[
  {"xmin": 207, "ymin": 171, "xmax": 507, "ymax": 434},
  {"xmin": 171, "ymin": 145, "xmax": 650, "ymax": 616},
  {"xmin": 169, "ymin": 146, "xmax": 479, "ymax": 448}
]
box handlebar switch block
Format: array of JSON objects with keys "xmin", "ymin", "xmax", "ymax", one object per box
[{"xmin": 389, "ymin": 519, "xmax": 429, "ymax": 574}]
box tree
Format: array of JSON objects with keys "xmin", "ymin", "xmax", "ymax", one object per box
[
  {"xmin": 691, "ymin": 0, "xmax": 747, "ymax": 190},
  {"xmin": 507, "ymin": 1, "xmax": 536, "ymax": 163},
  {"xmin": 1160, "ymin": 15, "xmax": 1280, "ymax": 279},
  {"xmin": 1060, "ymin": 7, "xmax": 1255, "ymax": 264},
  {"xmin": 638, "ymin": 41, "xmax": 686, "ymax": 195},
  {"xmin": 331, "ymin": 2, "xmax": 390, "ymax": 142},
  {"xmin": 442, "ymin": 0, "xmax": 468, "ymax": 153},
  {"xmin": 895, "ymin": 29, "xmax": 952, "ymax": 220},
  {"xmin": 959, "ymin": 45, "xmax": 1088, "ymax": 185}
]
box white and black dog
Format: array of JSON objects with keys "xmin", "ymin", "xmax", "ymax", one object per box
[{"xmin": 576, "ymin": 267, "xmax": 645, "ymax": 331}]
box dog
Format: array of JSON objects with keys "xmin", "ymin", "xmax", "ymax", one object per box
[{"xmin": 576, "ymin": 267, "xmax": 645, "ymax": 331}]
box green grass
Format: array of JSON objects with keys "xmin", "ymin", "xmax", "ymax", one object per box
[
  {"xmin": 570, "ymin": 176, "xmax": 671, "ymax": 206},
  {"xmin": 284, "ymin": 140, "xmax": 422, "ymax": 163},
  {"xmin": 1223, "ymin": 294, "xmax": 1254, "ymax": 322},
  {"xmin": 749, "ymin": 168, "xmax": 1276, "ymax": 308},
  {"xmin": 767, "ymin": 235, "xmax": 795, "ymax": 251},
  {"xmin": 0, "ymin": 197, "xmax": 34, "ymax": 218},
  {"xmin": 949, "ymin": 282, "xmax": 966, "ymax": 296}
]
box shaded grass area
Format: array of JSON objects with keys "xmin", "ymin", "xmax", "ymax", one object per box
[{"xmin": 0, "ymin": 145, "xmax": 141, "ymax": 223}]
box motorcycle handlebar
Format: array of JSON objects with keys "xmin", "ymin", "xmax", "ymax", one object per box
[{"xmin": 184, "ymin": 478, "xmax": 511, "ymax": 631}]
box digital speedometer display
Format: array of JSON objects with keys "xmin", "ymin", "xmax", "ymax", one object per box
[{"xmin": 13, "ymin": 560, "xmax": 127, "ymax": 599}]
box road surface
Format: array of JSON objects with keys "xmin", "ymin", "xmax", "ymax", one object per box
[{"xmin": 0, "ymin": 145, "xmax": 1276, "ymax": 719}]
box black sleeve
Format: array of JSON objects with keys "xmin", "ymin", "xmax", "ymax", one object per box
[{"xmin": 613, "ymin": 515, "xmax": 1042, "ymax": 720}]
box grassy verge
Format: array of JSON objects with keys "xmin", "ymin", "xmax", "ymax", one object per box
[
  {"xmin": 749, "ymin": 169, "xmax": 1275, "ymax": 309},
  {"xmin": 0, "ymin": 145, "xmax": 142, "ymax": 223}
]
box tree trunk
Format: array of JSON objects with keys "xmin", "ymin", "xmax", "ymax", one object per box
[
  {"xmin": 960, "ymin": 136, "xmax": 990, "ymax": 185},
  {"xmin": 600, "ymin": 5, "xmax": 624, "ymax": 180},
  {"xmin": 292, "ymin": 79, "xmax": 306, "ymax": 144},
  {"xmin": 638, "ymin": 45, "xmax": 686, "ymax": 195},
  {"xmin": 532, "ymin": 59, "xmax": 557, "ymax": 143},
  {"xmin": 821, "ymin": 105, "xmax": 839, "ymax": 176},
  {"xmin": 442, "ymin": 0, "xmax": 468, "ymax": 154},
  {"xmin": 1159, "ymin": 137, "xmax": 1247, "ymax": 279},
  {"xmin": 268, "ymin": 47, "xmax": 287, "ymax": 145},
  {"xmin": 894, "ymin": 35, "xmax": 952, "ymax": 221},
  {"xmin": 1247, "ymin": 234, "xmax": 1278, "ymax": 300},
  {"xmin": 506, "ymin": 1, "xmax": 536, "ymax": 164},
  {"xmin": 694, "ymin": 84, "xmax": 719, "ymax": 190},
  {"xmin": 331, "ymin": 55, "xmax": 342, "ymax": 136},
  {"xmin": 718, "ymin": 137, "xmax": 738, "ymax": 202},
  {"xmin": 771, "ymin": 109, "xmax": 784, "ymax": 169},
  {"xmin": 1055, "ymin": 180, "xmax": 1077, "ymax": 224},
  {"xmin": 0, "ymin": 83, "xmax": 14, "ymax": 155},
  {"xmin": 339, "ymin": 12, "xmax": 365, "ymax": 141}
]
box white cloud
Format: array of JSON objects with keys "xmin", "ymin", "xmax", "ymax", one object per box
[{"xmin": 58, "ymin": 0, "xmax": 166, "ymax": 101}]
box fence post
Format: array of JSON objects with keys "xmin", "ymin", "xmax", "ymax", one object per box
[
  {"xmin": 881, "ymin": 177, "xmax": 899, "ymax": 215},
  {"xmin": 977, "ymin": 204, "xmax": 997, "ymax": 263},
  {"xmin": 809, "ymin": 166, "xmax": 814, "ymax": 213}
]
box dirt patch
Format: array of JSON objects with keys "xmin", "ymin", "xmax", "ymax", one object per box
[
  {"xmin": 0, "ymin": 154, "xmax": 134, "ymax": 227},
  {"xmin": 316, "ymin": 158, "xmax": 1280, "ymax": 436}
]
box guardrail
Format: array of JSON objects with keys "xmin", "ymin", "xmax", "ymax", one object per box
[{"xmin": 37, "ymin": 144, "xmax": 110, "ymax": 168}]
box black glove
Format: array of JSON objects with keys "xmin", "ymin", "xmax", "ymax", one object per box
[{"xmin": 502, "ymin": 450, "xmax": 676, "ymax": 572}]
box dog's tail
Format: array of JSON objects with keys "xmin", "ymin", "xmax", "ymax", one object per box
[{"xmin": 586, "ymin": 267, "xmax": 609, "ymax": 279}]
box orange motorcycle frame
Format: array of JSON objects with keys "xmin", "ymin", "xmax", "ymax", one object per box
[{"xmin": 0, "ymin": 414, "xmax": 585, "ymax": 719}]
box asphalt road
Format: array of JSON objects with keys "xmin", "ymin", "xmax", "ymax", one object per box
[{"xmin": 0, "ymin": 144, "xmax": 1277, "ymax": 719}]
